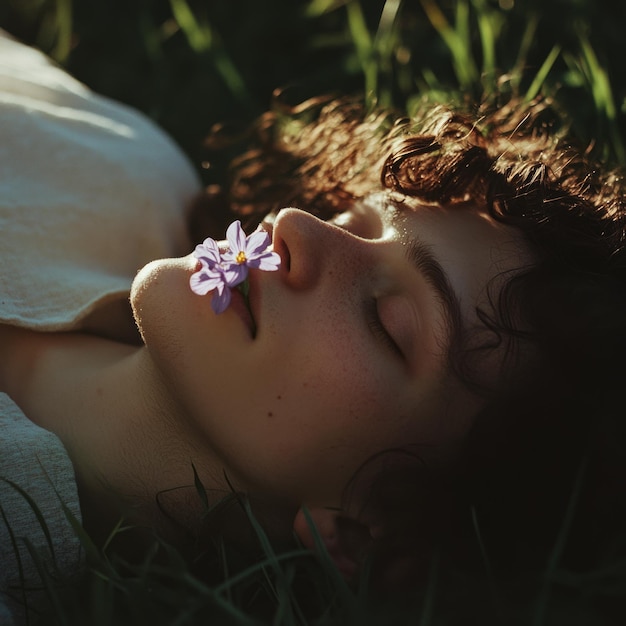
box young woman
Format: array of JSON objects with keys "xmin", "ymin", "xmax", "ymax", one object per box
[{"xmin": 1, "ymin": 29, "xmax": 624, "ymax": 622}]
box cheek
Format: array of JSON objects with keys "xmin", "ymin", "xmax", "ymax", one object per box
[
  {"xmin": 211, "ymin": 331, "xmax": 415, "ymax": 505},
  {"xmin": 260, "ymin": 321, "xmax": 400, "ymax": 428},
  {"xmin": 258, "ymin": 297, "xmax": 401, "ymax": 426}
]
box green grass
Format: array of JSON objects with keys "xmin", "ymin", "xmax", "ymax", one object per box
[
  {"xmin": 2, "ymin": 0, "xmax": 625, "ymax": 171},
  {"xmin": 1, "ymin": 1, "xmax": 626, "ymax": 624}
]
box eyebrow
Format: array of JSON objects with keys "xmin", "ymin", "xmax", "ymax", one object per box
[
  {"xmin": 405, "ymin": 238, "xmax": 464, "ymax": 351},
  {"xmin": 387, "ymin": 202, "xmax": 464, "ymax": 356}
]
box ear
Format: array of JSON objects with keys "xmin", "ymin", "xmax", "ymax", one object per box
[{"xmin": 293, "ymin": 507, "xmax": 373, "ymax": 581}]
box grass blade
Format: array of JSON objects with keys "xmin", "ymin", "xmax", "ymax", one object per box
[{"xmin": 524, "ymin": 44, "xmax": 561, "ymax": 101}]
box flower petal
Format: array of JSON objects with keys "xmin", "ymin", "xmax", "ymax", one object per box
[
  {"xmin": 193, "ymin": 237, "xmax": 221, "ymax": 264},
  {"xmin": 245, "ymin": 230, "xmax": 271, "ymax": 257},
  {"xmin": 190, "ymin": 268, "xmax": 225, "ymax": 295},
  {"xmin": 222, "ymin": 262, "xmax": 248, "ymax": 286},
  {"xmin": 248, "ymin": 251, "xmax": 281, "ymax": 271},
  {"xmin": 226, "ymin": 220, "xmax": 246, "ymax": 254},
  {"xmin": 219, "ymin": 250, "xmax": 237, "ymax": 265},
  {"xmin": 195, "ymin": 255, "xmax": 218, "ymax": 269},
  {"xmin": 211, "ymin": 286, "xmax": 232, "ymax": 314}
]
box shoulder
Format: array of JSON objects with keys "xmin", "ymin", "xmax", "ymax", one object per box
[{"xmin": 0, "ymin": 33, "xmax": 202, "ymax": 331}]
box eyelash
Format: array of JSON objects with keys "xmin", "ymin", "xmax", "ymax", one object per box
[{"xmin": 366, "ymin": 299, "xmax": 403, "ymax": 358}]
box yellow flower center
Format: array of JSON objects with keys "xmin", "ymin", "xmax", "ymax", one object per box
[{"xmin": 236, "ymin": 250, "xmax": 247, "ymax": 264}]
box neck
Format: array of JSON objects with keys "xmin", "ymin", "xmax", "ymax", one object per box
[{"xmin": 1, "ymin": 328, "xmax": 234, "ymax": 547}]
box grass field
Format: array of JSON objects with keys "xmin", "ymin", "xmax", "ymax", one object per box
[{"xmin": 1, "ymin": 1, "xmax": 626, "ymax": 624}]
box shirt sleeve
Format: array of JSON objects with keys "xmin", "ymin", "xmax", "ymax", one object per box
[{"xmin": 0, "ymin": 29, "xmax": 202, "ymax": 330}]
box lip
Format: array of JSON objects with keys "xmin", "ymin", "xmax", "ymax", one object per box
[{"xmin": 228, "ymin": 285, "xmax": 256, "ymax": 338}]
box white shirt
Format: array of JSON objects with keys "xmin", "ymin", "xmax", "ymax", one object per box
[{"xmin": 0, "ymin": 30, "xmax": 202, "ymax": 624}]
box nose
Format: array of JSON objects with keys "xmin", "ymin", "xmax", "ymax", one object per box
[{"xmin": 271, "ymin": 208, "xmax": 366, "ymax": 291}]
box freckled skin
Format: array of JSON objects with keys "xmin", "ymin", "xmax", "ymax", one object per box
[{"xmin": 131, "ymin": 194, "xmax": 532, "ymax": 509}]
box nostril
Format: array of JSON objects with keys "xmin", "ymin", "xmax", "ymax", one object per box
[
  {"xmin": 279, "ymin": 239, "xmax": 291, "ymax": 272},
  {"xmin": 272, "ymin": 207, "xmax": 322, "ymax": 290},
  {"xmin": 259, "ymin": 218, "xmax": 287, "ymax": 270},
  {"xmin": 271, "ymin": 230, "xmax": 291, "ymax": 273}
]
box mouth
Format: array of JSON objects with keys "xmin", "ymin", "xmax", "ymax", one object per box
[
  {"xmin": 188, "ymin": 251, "xmax": 256, "ymax": 336},
  {"xmin": 228, "ymin": 285, "xmax": 257, "ymax": 338}
]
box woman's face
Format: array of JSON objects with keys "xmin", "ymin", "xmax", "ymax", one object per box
[{"xmin": 131, "ymin": 193, "xmax": 531, "ymax": 508}]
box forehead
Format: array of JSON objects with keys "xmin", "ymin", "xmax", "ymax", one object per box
[{"xmin": 363, "ymin": 192, "xmax": 533, "ymax": 322}]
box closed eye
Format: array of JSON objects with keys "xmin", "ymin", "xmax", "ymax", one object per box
[{"xmin": 366, "ymin": 298, "xmax": 404, "ymax": 359}]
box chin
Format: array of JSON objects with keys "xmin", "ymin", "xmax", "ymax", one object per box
[{"xmin": 130, "ymin": 256, "xmax": 198, "ymax": 346}]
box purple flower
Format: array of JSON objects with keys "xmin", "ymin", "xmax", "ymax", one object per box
[
  {"xmin": 221, "ymin": 220, "xmax": 281, "ymax": 285},
  {"xmin": 189, "ymin": 261, "xmax": 232, "ymax": 314},
  {"xmin": 189, "ymin": 220, "xmax": 280, "ymax": 314}
]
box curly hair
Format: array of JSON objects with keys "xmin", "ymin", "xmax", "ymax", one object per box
[{"xmin": 194, "ymin": 94, "xmax": 626, "ymax": 593}]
